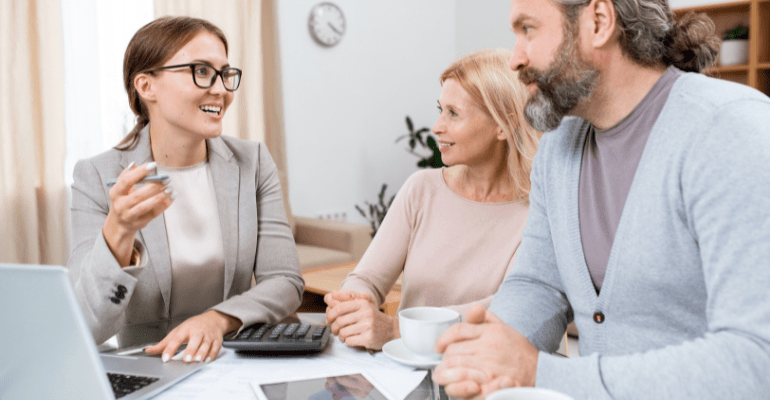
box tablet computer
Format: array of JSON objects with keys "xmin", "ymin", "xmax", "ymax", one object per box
[{"xmin": 251, "ymin": 372, "xmax": 395, "ymax": 400}]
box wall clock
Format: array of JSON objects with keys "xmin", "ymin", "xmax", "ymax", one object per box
[{"xmin": 308, "ymin": 2, "xmax": 346, "ymax": 47}]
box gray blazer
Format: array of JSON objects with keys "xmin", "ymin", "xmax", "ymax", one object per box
[{"xmin": 67, "ymin": 126, "xmax": 304, "ymax": 344}]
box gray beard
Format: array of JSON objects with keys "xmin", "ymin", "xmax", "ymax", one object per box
[
  {"xmin": 524, "ymin": 91, "xmax": 566, "ymax": 132},
  {"xmin": 520, "ymin": 35, "xmax": 599, "ymax": 132}
]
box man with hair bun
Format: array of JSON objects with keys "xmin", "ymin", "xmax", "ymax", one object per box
[{"xmin": 433, "ymin": 0, "xmax": 770, "ymax": 399}]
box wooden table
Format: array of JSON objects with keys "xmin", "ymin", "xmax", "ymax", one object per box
[{"xmin": 301, "ymin": 262, "xmax": 402, "ymax": 316}]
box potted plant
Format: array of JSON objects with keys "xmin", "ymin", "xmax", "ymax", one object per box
[
  {"xmin": 395, "ymin": 116, "xmax": 445, "ymax": 169},
  {"xmin": 720, "ymin": 25, "xmax": 749, "ymax": 66},
  {"xmin": 355, "ymin": 184, "xmax": 395, "ymax": 238}
]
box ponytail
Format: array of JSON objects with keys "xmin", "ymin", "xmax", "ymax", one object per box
[{"xmin": 115, "ymin": 114, "xmax": 148, "ymax": 150}]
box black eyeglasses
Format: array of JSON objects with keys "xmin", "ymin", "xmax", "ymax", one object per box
[{"xmin": 143, "ymin": 63, "xmax": 242, "ymax": 91}]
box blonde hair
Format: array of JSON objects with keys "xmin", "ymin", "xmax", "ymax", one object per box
[{"xmin": 440, "ymin": 49, "xmax": 542, "ymax": 203}]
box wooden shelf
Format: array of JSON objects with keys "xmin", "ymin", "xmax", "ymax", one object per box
[
  {"xmin": 674, "ymin": 0, "xmax": 770, "ymax": 96},
  {"xmin": 706, "ymin": 65, "xmax": 750, "ymax": 73},
  {"xmin": 674, "ymin": 1, "xmax": 750, "ymax": 14}
]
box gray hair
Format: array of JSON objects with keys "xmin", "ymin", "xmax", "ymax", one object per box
[{"xmin": 553, "ymin": 0, "xmax": 719, "ymax": 72}]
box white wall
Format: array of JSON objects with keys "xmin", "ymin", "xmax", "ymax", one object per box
[
  {"xmin": 278, "ymin": 1, "xmax": 456, "ymax": 223},
  {"xmin": 455, "ymin": 0, "xmax": 515, "ymax": 57}
]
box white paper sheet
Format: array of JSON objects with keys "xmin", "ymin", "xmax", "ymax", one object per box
[{"xmin": 153, "ymin": 336, "xmax": 427, "ymax": 400}]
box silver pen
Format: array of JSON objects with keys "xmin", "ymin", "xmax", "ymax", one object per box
[{"xmin": 106, "ymin": 174, "xmax": 170, "ymax": 188}]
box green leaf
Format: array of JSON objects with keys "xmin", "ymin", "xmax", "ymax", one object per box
[
  {"xmin": 406, "ymin": 116, "xmax": 414, "ymax": 132},
  {"xmin": 723, "ymin": 25, "xmax": 748, "ymax": 40}
]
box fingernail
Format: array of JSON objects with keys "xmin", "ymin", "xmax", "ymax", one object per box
[
  {"xmin": 162, "ymin": 177, "xmax": 171, "ymax": 185},
  {"xmin": 165, "ymin": 186, "xmax": 173, "ymax": 194},
  {"xmin": 145, "ymin": 161, "xmax": 157, "ymax": 171},
  {"xmin": 184, "ymin": 355, "xmax": 192, "ymax": 362},
  {"xmin": 162, "ymin": 353, "xmax": 170, "ymax": 363},
  {"xmin": 205, "ymin": 357, "xmax": 212, "ymax": 363},
  {"xmin": 170, "ymin": 192, "xmax": 177, "ymax": 200},
  {"xmin": 195, "ymin": 355, "xmax": 202, "ymax": 362},
  {"xmin": 127, "ymin": 161, "xmax": 136, "ymax": 170}
]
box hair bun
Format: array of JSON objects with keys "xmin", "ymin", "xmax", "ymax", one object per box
[{"xmin": 664, "ymin": 11, "xmax": 720, "ymax": 72}]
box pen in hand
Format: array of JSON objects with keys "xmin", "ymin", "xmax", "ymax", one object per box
[{"xmin": 106, "ymin": 174, "xmax": 170, "ymax": 187}]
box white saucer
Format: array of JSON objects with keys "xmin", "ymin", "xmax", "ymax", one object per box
[{"xmin": 382, "ymin": 338, "xmax": 440, "ymax": 369}]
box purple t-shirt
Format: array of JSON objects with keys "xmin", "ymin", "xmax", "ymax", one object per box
[{"xmin": 579, "ymin": 67, "xmax": 681, "ymax": 291}]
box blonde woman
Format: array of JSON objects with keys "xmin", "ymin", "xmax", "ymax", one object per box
[{"xmin": 325, "ymin": 49, "xmax": 541, "ymax": 350}]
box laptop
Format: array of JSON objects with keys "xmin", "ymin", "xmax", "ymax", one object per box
[{"xmin": 0, "ymin": 263, "xmax": 203, "ymax": 400}]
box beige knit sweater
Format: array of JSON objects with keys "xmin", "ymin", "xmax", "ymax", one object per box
[{"xmin": 341, "ymin": 168, "xmax": 529, "ymax": 314}]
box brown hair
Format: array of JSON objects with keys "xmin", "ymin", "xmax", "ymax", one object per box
[
  {"xmin": 115, "ymin": 16, "xmax": 229, "ymax": 150},
  {"xmin": 440, "ymin": 49, "xmax": 542, "ymax": 204}
]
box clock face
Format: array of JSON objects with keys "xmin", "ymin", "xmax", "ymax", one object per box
[{"xmin": 308, "ymin": 2, "xmax": 346, "ymax": 47}]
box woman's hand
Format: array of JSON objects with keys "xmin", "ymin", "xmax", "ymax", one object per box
[
  {"xmin": 103, "ymin": 161, "xmax": 174, "ymax": 266},
  {"xmin": 324, "ymin": 290, "xmax": 375, "ymax": 310},
  {"xmin": 144, "ymin": 310, "xmax": 242, "ymax": 363},
  {"xmin": 325, "ymin": 296, "xmax": 399, "ymax": 351}
]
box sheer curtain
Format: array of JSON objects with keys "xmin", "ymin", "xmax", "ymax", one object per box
[{"xmin": 0, "ymin": 0, "xmax": 67, "ymax": 264}]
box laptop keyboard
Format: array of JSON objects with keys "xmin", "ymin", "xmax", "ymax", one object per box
[{"xmin": 107, "ymin": 373, "xmax": 159, "ymax": 398}]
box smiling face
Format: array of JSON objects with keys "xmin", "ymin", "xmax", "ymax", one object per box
[
  {"xmin": 432, "ymin": 78, "xmax": 506, "ymax": 168},
  {"xmin": 509, "ymin": 0, "xmax": 598, "ymax": 131},
  {"xmin": 142, "ymin": 30, "xmax": 235, "ymax": 141}
]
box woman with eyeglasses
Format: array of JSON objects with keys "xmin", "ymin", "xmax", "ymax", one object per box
[{"xmin": 67, "ymin": 16, "xmax": 303, "ymax": 364}]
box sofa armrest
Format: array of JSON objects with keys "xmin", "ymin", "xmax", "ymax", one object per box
[{"xmin": 293, "ymin": 216, "xmax": 373, "ymax": 261}]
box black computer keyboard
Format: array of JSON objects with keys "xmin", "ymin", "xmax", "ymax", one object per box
[
  {"xmin": 222, "ymin": 322, "xmax": 330, "ymax": 354},
  {"xmin": 107, "ymin": 373, "xmax": 159, "ymax": 398}
]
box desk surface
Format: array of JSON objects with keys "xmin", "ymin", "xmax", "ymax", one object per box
[
  {"xmin": 302, "ymin": 262, "xmax": 403, "ymax": 316},
  {"xmin": 121, "ymin": 313, "xmax": 444, "ymax": 400}
]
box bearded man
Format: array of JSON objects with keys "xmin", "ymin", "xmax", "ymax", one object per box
[{"xmin": 433, "ymin": 0, "xmax": 770, "ymax": 399}]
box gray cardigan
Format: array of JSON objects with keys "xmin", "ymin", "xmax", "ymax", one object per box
[
  {"xmin": 490, "ymin": 72, "xmax": 770, "ymax": 399},
  {"xmin": 67, "ymin": 127, "xmax": 304, "ymax": 344}
]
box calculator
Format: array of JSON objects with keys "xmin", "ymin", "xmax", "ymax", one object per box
[{"xmin": 222, "ymin": 322, "xmax": 331, "ymax": 354}]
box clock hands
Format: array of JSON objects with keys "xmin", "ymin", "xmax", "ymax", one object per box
[{"xmin": 327, "ymin": 22, "xmax": 343, "ymax": 35}]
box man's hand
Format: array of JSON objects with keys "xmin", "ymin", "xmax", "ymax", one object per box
[
  {"xmin": 324, "ymin": 292, "xmax": 398, "ymax": 350},
  {"xmin": 433, "ymin": 304, "xmax": 539, "ymax": 399},
  {"xmin": 144, "ymin": 310, "xmax": 241, "ymax": 363}
]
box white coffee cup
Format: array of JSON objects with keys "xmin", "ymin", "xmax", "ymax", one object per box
[
  {"xmin": 486, "ymin": 388, "xmax": 575, "ymax": 400},
  {"xmin": 398, "ymin": 306, "xmax": 460, "ymax": 361}
]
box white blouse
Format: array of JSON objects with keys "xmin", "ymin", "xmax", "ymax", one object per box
[{"xmin": 157, "ymin": 161, "xmax": 225, "ymax": 318}]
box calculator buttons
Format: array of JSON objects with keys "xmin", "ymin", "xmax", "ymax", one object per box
[
  {"xmin": 296, "ymin": 324, "xmax": 311, "ymax": 338},
  {"xmin": 237, "ymin": 328, "xmax": 255, "ymax": 340},
  {"xmin": 311, "ymin": 326, "xmax": 326, "ymax": 340},
  {"xmin": 283, "ymin": 323, "xmax": 299, "ymax": 337},
  {"xmin": 268, "ymin": 323, "xmax": 288, "ymax": 340},
  {"xmin": 222, "ymin": 322, "xmax": 330, "ymax": 353}
]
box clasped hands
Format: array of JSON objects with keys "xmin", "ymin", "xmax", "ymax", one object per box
[
  {"xmin": 324, "ymin": 290, "xmax": 400, "ymax": 350},
  {"xmin": 433, "ymin": 304, "xmax": 539, "ymax": 399}
]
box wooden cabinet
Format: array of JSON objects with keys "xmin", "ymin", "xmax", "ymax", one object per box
[{"xmin": 674, "ymin": 0, "xmax": 770, "ymax": 96}]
